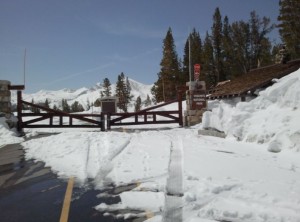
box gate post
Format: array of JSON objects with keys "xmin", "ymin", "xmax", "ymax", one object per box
[
  {"xmin": 100, "ymin": 112, "xmax": 105, "ymax": 132},
  {"xmin": 17, "ymin": 90, "xmax": 23, "ymax": 132},
  {"xmin": 178, "ymin": 91, "xmax": 183, "ymax": 126},
  {"xmin": 107, "ymin": 113, "xmax": 111, "ymax": 131}
]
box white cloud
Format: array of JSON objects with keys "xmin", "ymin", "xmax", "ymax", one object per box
[
  {"xmin": 105, "ymin": 48, "xmax": 160, "ymax": 63},
  {"xmin": 41, "ymin": 62, "xmax": 115, "ymax": 86},
  {"xmin": 93, "ymin": 20, "xmax": 165, "ymax": 39}
]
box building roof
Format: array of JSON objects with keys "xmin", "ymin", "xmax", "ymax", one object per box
[{"xmin": 208, "ymin": 59, "xmax": 300, "ymax": 100}]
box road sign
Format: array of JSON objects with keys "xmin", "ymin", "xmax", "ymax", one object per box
[
  {"xmin": 191, "ymin": 90, "xmax": 206, "ymax": 110},
  {"xmin": 194, "ymin": 64, "xmax": 201, "ymax": 81}
]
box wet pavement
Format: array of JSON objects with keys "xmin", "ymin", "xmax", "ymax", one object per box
[{"xmin": 0, "ymin": 141, "xmax": 144, "ymax": 222}]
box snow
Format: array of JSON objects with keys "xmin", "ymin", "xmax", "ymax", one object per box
[
  {"xmin": 0, "ymin": 117, "xmax": 23, "ymax": 147},
  {"xmin": 2, "ymin": 69, "xmax": 300, "ymax": 221},
  {"xmin": 96, "ymin": 191, "xmax": 165, "ymax": 212},
  {"xmin": 19, "ymin": 128, "xmax": 300, "ymax": 221},
  {"xmin": 22, "ymin": 132, "xmax": 131, "ymax": 184},
  {"xmin": 203, "ymin": 68, "xmax": 300, "ymax": 152}
]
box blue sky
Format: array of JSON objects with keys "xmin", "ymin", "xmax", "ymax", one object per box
[{"xmin": 1, "ymin": 0, "xmax": 280, "ymax": 93}]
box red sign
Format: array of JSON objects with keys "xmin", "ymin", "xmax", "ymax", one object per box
[{"xmin": 194, "ymin": 64, "xmax": 201, "ymax": 81}]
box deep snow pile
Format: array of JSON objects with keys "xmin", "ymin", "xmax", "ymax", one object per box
[
  {"xmin": 0, "ymin": 117, "xmax": 23, "ymax": 147},
  {"xmin": 202, "ymin": 68, "xmax": 300, "ymax": 152}
]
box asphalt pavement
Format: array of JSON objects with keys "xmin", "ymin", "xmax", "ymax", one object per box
[{"xmin": 0, "ymin": 142, "xmax": 128, "ymax": 222}]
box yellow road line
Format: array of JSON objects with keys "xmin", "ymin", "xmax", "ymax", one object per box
[{"xmin": 59, "ymin": 177, "xmax": 74, "ymax": 222}]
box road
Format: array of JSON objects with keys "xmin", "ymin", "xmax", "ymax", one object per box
[{"xmin": 0, "ymin": 142, "xmax": 131, "ymax": 222}]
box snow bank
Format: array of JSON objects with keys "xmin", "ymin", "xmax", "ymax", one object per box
[
  {"xmin": 22, "ymin": 132, "xmax": 131, "ymax": 184},
  {"xmin": 0, "ymin": 117, "xmax": 23, "ymax": 147},
  {"xmin": 183, "ymin": 134, "xmax": 300, "ymax": 222},
  {"xmin": 21, "ymin": 127, "xmax": 300, "ymax": 221},
  {"xmin": 203, "ymin": 68, "xmax": 300, "ymax": 152},
  {"xmin": 96, "ymin": 191, "xmax": 164, "ymax": 212}
]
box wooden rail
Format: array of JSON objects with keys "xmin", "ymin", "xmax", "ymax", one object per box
[
  {"xmin": 16, "ymin": 90, "xmax": 183, "ymax": 132},
  {"xmin": 17, "ymin": 91, "xmax": 105, "ymax": 131},
  {"xmin": 107, "ymin": 92, "xmax": 183, "ymax": 130}
]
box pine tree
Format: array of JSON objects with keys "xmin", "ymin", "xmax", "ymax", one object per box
[
  {"xmin": 271, "ymin": 44, "xmax": 281, "ymax": 63},
  {"xmin": 134, "ymin": 96, "xmax": 142, "ymax": 112},
  {"xmin": 86, "ymin": 99, "xmax": 90, "ymax": 111},
  {"xmin": 144, "ymin": 94, "xmax": 152, "ymax": 107},
  {"xmin": 30, "ymin": 99, "xmax": 40, "ymax": 113},
  {"xmin": 222, "ymin": 16, "xmax": 234, "ymax": 80},
  {"xmin": 201, "ymin": 32, "xmax": 216, "ymax": 87},
  {"xmin": 94, "ymin": 99, "xmax": 101, "ymax": 107},
  {"xmin": 44, "ymin": 98, "xmax": 50, "ymax": 108},
  {"xmin": 278, "ymin": 0, "xmax": 300, "ymax": 59},
  {"xmin": 102, "ymin": 78, "xmax": 112, "ymax": 97},
  {"xmin": 182, "ymin": 28, "xmax": 202, "ymax": 82},
  {"xmin": 249, "ymin": 11, "xmax": 274, "ymax": 68},
  {"xmin": 61, "ymin": 99, "xmax": 70, "ymax": 113},
  {"xmin": 115, "ymin": 73, "xmax": 125, "ymax": 111},
  {"xmin": 30, "ymin": 99, "xmax": 35, "ymax": 113},
  {"xmin": 125, "ymin": 77, "xmax": 133, "ymax": 105},
  {"xmin": 231, "ymin": 20, "xmax": 251, "ymax": 76},
  {"xmin": 152, "ymin": 27, "xmax": 181, "ymax": 102},
  {"xmin": 150, "ymin": 83, "xmax": 161, "ymax": 105},
  {"xmin": 212, "ymin": 7, "xmax": 225, "ymax": 82},
  {"xmin": 53, "ymin": 104, "xmax": 58, "ymax": 111},
  {"xmin": 71, "ymin": 101, "xmax": 84, "ymax": 112},
  {"xmin": 115, "ymin": 73, "xmax": 132, "ymax": 112}
]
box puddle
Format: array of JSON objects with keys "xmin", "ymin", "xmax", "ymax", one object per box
[
  {"xmin": 0, "ymin": 139, "xmax": 151, "ymax": 222},
  {"xmin": 0, "ymin": 144, "xmax": 25, "ymax": 175}
]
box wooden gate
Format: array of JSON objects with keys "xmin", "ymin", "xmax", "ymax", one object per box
[
  {"xmin": 107, "ymin": 92, "xmax": 183, "ymax": 130},
  {"xmin": 16, "ymin": 90, "xmax": 183, "ymax": 132},
  {"xmin": 17, "ymin": 91, "xmax": 105, "ymax": 131}
]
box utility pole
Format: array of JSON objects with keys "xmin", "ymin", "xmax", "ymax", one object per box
[
  {"xmin": 23, "ymin": 48, "xmax": 27, "ymax": 86},
  {"xmin": 189, "ymin": 33, "xmax": 192, "ymax": 90}
]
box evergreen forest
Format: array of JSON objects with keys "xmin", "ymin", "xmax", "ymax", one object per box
[{"xmin": 151, "ymin": 1, "xmax": 300, "ymax": 103}]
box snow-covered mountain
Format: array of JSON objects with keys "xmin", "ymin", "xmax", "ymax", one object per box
[{"xmin": 11, "ymin": 79, "xmax": 153, "ymax": 110}]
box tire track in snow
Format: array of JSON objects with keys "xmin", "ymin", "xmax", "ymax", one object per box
[
  {"xmin": 163, "ymin": 135, "xmax": 184, "ymax": 222},
  {"xmin": 84, "ymin": 139, "xmax": 91, "ymax": 181},
  {"xmin": 94, "ymin": 134, "xmax": 132, "ymax": 188}
]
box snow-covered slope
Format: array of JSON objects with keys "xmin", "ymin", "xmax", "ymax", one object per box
[
  {"xmin": 202, "ymin": 68, "xmax": 300, "ymax": 152},
  {"xmin": 11, "ymin": 79, "xmax": 153, "ymax": 110}
]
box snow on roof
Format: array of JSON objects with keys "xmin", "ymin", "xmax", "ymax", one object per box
[{"xmin": 209, "ymin": 59, "xmax": 300, "ymax": 99}]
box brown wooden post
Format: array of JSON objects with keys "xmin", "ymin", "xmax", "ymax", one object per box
[
  {"xmin": 178, "ymin": 91, "xmax": 183, "ymax": 126},
  {"xmin": 69, "ymin": 117, "xmax": 73, "ymax": 126},
  {"xmin": 59, "ymin": 115, "xmax": 63, "ymax": 126},
  {"xmin": 135, "ymin": 114, "xmax": 138, "ymax": 123},
  {"xmin": 241, "ymin": 95, "xmax": 246, "ymax": 102},
  {"xmin": 100, "ymin": 112, "xmax": 105, "ymax": 131},
  {"xmin": 17, "ymin": 90, "xmax": 22, "ymax": 132},
  {"xmin": 50, "ymin": 115, "xmax": 53, "ymax": 126}
]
